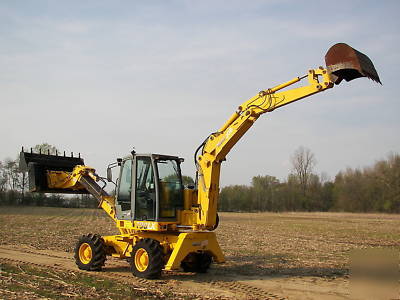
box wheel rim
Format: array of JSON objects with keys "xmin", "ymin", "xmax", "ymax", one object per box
[
  {"xmin": 79, "ymin": 243, "xmax": 92, "ymax": 264},
  {"xmin": 134, "ymin": 248, "xmax": 149, "ymax": 272}
]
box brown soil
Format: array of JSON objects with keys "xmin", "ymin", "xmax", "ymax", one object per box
[
  {"xmin": 0, "ymin": 245, "xmax": 350, "ymax": 299},
  {"xmin": 1, "ymin": 207, "xmax": 399, "ymax": 299}
]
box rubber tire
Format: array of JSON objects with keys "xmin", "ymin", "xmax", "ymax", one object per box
[
  {"xmin": 130, "ymin": 238, "xmax": 164, "ymax": 279},
  {"xmin": 74, "ymin": 233, "xmax": 106, "ymax": 271},
  {"xmin": 181, "ymin": 252, "xmax": 212, "ymax": 273}
]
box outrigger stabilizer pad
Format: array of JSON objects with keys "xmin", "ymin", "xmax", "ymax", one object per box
[{"xmin": 325, "ymin": 43, "xmax": 381, "ymax": 85}]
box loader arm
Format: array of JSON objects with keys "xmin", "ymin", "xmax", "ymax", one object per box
[
  {"xmin": 46, "ymin": 166, "xmax": 117, "ymax": 221},
  {"xmin": 195, "ymin": 67, "xmax": 333, "ymax": 229},
  {"xmin": 19, "ymin": 149, "xmax": 117, "ymax": 222}
]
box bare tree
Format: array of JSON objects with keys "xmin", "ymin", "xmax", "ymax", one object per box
[
  {"xmin": 3, "ymin": 158, "xmax": 20, "ymax": 190},
  {"xmin": 14, "ymin": 156, "xmax": 28, "ymax": 199},
  {"xmin": 0, "ymin": 161, "xmax": 7, "ymax": 192},
  {"xmin": 33, "ymin": 143, "xmax": 58, "ymax": 155},
  {"xmin": 291, "ymin": 146, "xmax": 316, "ymax": 196}
]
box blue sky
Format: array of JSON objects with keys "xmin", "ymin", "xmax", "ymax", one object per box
[{"xmin": 1, "ymin": 1, "xmax": 399, "ymax": 186}]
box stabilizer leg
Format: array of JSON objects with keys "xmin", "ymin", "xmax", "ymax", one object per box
[{"xmin": 164, "ymin": 232, "xmax": 225, "ymax": 271}]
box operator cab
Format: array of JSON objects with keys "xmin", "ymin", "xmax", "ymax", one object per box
[{"xmin": 114, "ymin": 153, "xmax": 184, "ymax": 222}]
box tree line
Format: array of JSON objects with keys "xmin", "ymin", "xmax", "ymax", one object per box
[
  {"xmin": 219, "ymin": 148, "xmax": 399, "ymax": 213},
  {"xmin": 1, "ymin": 144, "xmax": 399, "ymax": 213},
  {"xmin": 0, "ymin": 143, "xmax": 98, "ymax": 208},
  {"xmin": 0, "ymin": 143, "xmax": 195, "ymax": 209}
]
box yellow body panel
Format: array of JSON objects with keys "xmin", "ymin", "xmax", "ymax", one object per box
[{"xmin": 47, "ymin": 165, "xmax": 97, "ymax": 190}]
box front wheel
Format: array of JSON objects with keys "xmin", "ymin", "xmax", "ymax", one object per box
[
  {"xmin": 74, "ymin": 233, "xmax": 106, "ymax": 271},
  {"xmin": 130, "ymin": 238, "xmax": 164, "ymax": 279}
]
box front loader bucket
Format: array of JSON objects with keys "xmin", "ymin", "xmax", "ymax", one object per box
[
  {"xmin": 325, "ymin": 43, "xmax": 381, "ymax": 85},
  {"xmin": 19, "ymin": 150, "xmax": 87, "ymax": 193}
]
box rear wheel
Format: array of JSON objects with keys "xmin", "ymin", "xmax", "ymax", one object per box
[
  {"xmin": 74, "ymin": 234, "xmax": 106, "ymax": 271},
  {"xmin": 130, "ymin": 238, "xmax": 164, "ymax": 279},
  {"xmin": 181, "ymin": 252, "xmax": 212, "ymax": 273}
]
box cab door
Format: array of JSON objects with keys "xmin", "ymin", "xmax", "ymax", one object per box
[
  {"xmin": 134, "ymin": 156, "xmax": 156, "ymax": 221},
  {"xmin": 115, "ymin": 157, "xmax": 133, "ymax": 220}
]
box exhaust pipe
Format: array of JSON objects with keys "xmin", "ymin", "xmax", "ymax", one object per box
[{"xmin": 325, "ymin": 43, "xmax": 381, "ymax": 85}]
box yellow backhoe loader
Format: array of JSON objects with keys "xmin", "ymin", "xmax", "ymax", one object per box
[{"xmin": 20, "ymin": 43, "xmax": 380, "ymax": 279}]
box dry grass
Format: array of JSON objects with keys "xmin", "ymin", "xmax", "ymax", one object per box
[{"xmin": 0, "ymin": 206, "xmax": 399, "ymax": 279}]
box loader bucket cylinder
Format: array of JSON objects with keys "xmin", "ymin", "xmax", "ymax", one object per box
[
  {"xmin": 19, "ymin": 151, "xmax": 86, "ymax": 193},
  {"xmin": 325, "ymin": 43, "xmax": 381, "ymax": 85}
]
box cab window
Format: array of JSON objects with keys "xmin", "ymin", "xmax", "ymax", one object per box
[
  {"xmin": 135, "ymin": 157, "xmax": 156, "ymax": 220},
  {"xmin": 156, "ymin": 159, "xmax": 183, "ymax": 218},
  {"xmin": 117, "ymin": 159, "xmax": 132, "ymax": 211}
]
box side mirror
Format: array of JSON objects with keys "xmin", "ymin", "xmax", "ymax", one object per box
[{"xmin": 107, "ymin": 167, "xmax": 112, "ymax": 182}]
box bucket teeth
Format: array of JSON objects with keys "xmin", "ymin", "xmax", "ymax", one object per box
[
  {"xmin": 325, "ymin": 43, "xmax": 381, "ymax": 84},
  {"xmin": 19, "ymin": 151, "xmax": 84, "ymax": 172}
]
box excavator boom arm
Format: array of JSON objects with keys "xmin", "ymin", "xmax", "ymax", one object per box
[
  {"xmin": 195, "ymin": 43, "xmax": 380, "ymax": 230},
  {"xmin": 195, "ymin": 67, "xmax": 333, "ymax": 229}
]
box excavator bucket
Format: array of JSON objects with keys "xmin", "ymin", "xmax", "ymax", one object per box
[
  {"xmin": 19, "ymin": 150, "xmax": 87, "ymax": 193},
  {"xmin": 325, "ymin": 43, "xmax": 381, "ymax": 85}
]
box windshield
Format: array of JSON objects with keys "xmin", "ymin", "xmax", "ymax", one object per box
[{"xmin": 156, "ymin": 159, "xmax": 183, "ymax": 218}]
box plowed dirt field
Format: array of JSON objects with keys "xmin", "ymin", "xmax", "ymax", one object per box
[{"xmin": 0, "ymin": 207, "xmax": 398, "ymax": 299}]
